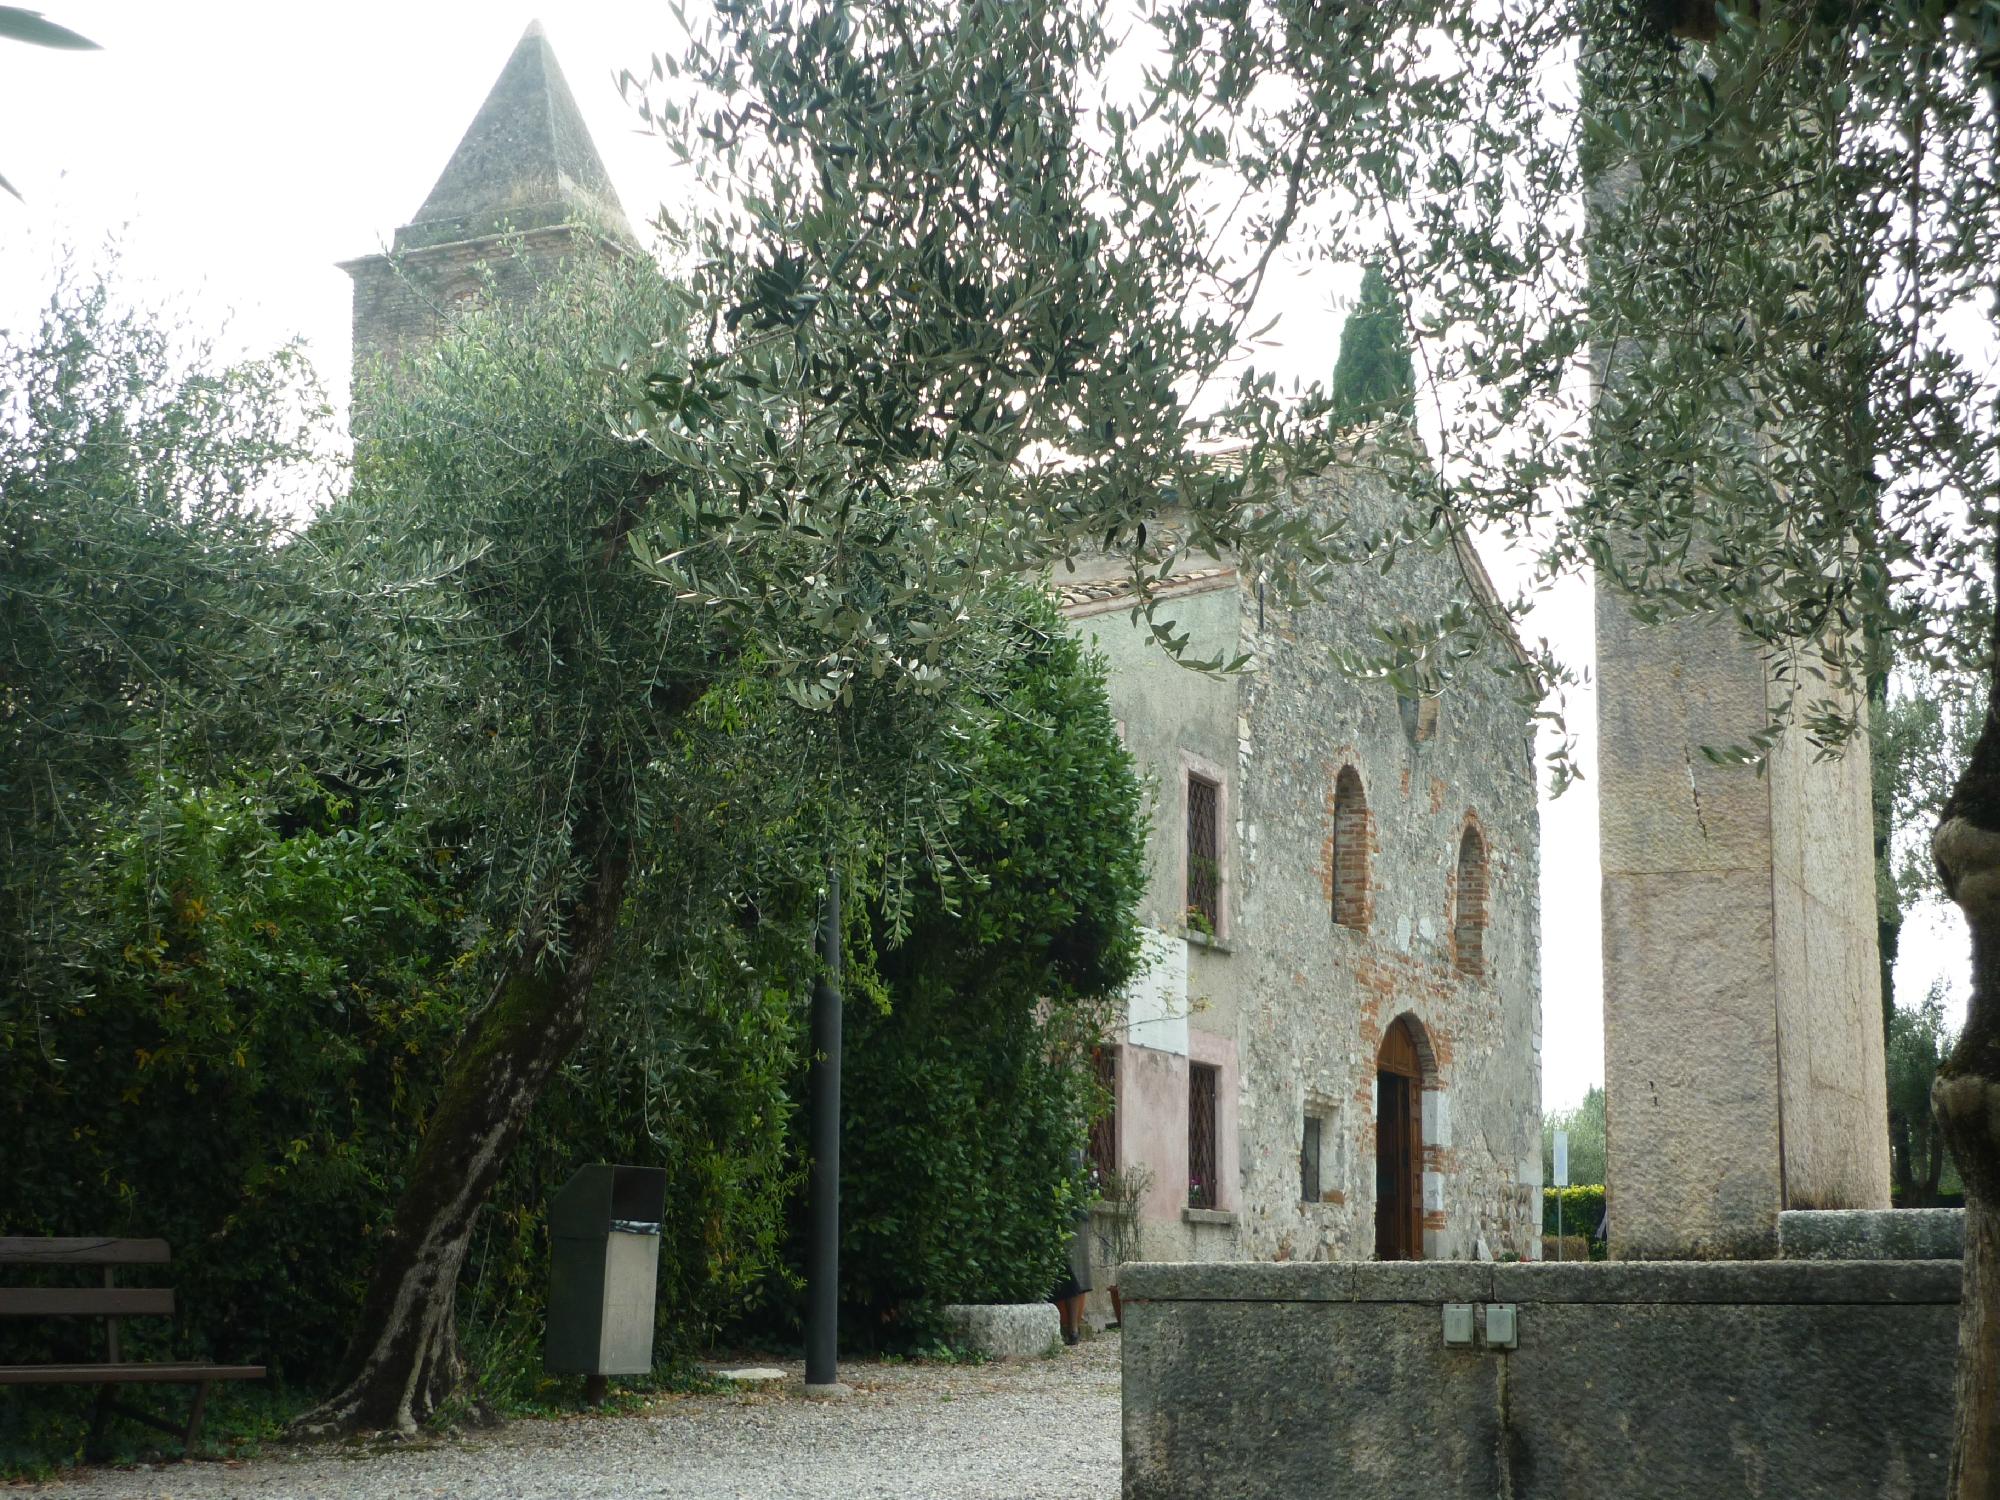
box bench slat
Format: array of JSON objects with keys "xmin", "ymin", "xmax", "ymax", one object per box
[
  {"xmin": 0, "ymin": 1362, "xmax": 264, "ymax": 1385},
  {"xmin": 0, "ymin": 1288, "xmax": 174, "ymax": 1317},
  {"xmin": 0, "ymin": 1238, "xmax": 171, "ymax": 1266}
]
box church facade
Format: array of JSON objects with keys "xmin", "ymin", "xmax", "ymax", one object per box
[
  {"xmin": 1061, "ymin": 487, "xmax": 1543, "ymax": 1292},
  {"xmin": 344, "ymin": 24, "xmax": 1546, "ymax": 1296}
]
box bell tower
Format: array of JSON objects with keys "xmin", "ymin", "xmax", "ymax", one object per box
[{"xmin": 340, "ymin": 20, "xmax": 637, "ymax": 398}]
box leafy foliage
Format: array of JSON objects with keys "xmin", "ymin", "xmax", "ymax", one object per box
[
  {"xmin": 1876, "ymin": 668, "xmax": 1987, "ymax": 911},
  {"xmin": 1541, "ymin": 1086, "xmax": 1606, "ymax": 1189},
  {"xmin": 1541, "ymin": 1185, "xmax": 1607, "ymax": 1252},
  {"xmin": 1888, "ymin": 986, "xmax": 1963, "ymax": 1207},
  {"xmin": 825, "ymin": 593, "xmax": 1146, "ymax": 1331},
  {"xmin": 0, "ymin": 266, "xmax": 326, "ymax": 1049},
  {"xmin": 0, "ymin": 774, "xmax": 466, "ymax": 1386}
]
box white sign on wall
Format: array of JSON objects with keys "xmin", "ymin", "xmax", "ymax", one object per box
[{"xmin": 1124, "ymin": 926, "xmax": 1189, "ymax": 1056}]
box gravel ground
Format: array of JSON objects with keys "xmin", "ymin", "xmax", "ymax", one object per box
[{"xmin": 24, "ymin": 1333, "xmax": 1120, "ymax": 1500}]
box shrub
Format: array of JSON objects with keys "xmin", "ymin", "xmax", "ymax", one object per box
[
  {"xmin": 760, "ymin": 595, "xmax": 1147, "ymax": 1344},
  {"xmin": 1542, "ymin": 1185, "xmax": 1607, "ymax": 1249},
  {"xmin": 0, "ymin": 773, "xmax": 467, "ymax": 1387}
]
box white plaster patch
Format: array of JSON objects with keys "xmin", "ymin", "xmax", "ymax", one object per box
[
  {"xmin": 1418, "ymin": 915, "xmax": 1436, "ymax": 941},
  {"xmin": 1423, "ymin": 1171, "xmax": 1445, "ymax": 1214},
  {"xmin": 1125, "ymin": 926, "xmax": 1189, "ymax": 1056},
  {"xmin": 1395, "ymin": 915, "xmax": 1412, "ymax": 952},
  {"xmin": 1422, "ymin": 1090, "xmax": 1451, "ymax": 1148}
]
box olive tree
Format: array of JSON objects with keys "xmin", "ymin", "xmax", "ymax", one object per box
[
  {"xmin": 295, "ymin": 0, "xmax": 1329, "ymax": 1420},
  {"xmin": 291, "ymin": 251, "xmax": 1039, "ymax": 1432}
]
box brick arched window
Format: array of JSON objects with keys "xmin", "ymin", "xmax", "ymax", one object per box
[
  {"xmin": 1454, "ymin": 825, "xmax": 1488, "ymax": 978},
  {"xmin": 1332, "ymin": 766, "xmax": 1369, "ymax": 930}
]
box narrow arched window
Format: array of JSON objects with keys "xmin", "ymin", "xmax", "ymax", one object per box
[
  {"xmin": 1332, "ymin": 766, "xmax": 1369, "ymax": 930},
  {"xmin": 1454, "ymin": 826, "xmax": 1488, "ymax": 978}
]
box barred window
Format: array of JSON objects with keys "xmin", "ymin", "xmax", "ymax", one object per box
[
  {"xmin": 1188, "ymin": 1062, "xmax": 1220, "ymax": 1209},
  {"xmin": 1186, "ymin": 774, "xmax": 1220, "ymax": 933},
  {"xmin": 1088, "ymin": 1046, "xmax": 1119, "ymax": 1187}
]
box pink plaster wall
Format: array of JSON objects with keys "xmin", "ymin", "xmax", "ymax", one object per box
[
  {"xmin": 1121, "ymin": 1043, "xmax": 1189, "ymax": 1224},
  {"xmin": 1116, "ymin": 1031, "xmax": 1242, "ymax": 1221}
]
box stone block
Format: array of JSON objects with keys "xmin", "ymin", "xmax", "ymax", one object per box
[
  {"xmin": 1779, "ymin": 1208, "xmax": 1965, "ymax": 1262},
  {"xmin": 936, "ymin": 1302, "xmax": 1059, "ymax": 1360},
  {"xmin": 1603, "ymin": 866, "xmax": 1786, "ymax": 1259},
  {"xmin": 1597, "ymin": 590, "xmax": 1889, "ymax": 1259},
  {"xmin": 1123, "ymin": 1296, "xmax": 1503, "ymax": 1500},
  {"xmin": 1125, "ymin": 1257, "xmax": 1958, "ymax": 1500}
]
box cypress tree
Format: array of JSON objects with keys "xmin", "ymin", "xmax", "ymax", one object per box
[{"xmin": 1330, "ymin": 262, "xmax": 1415, "ymax": 428}]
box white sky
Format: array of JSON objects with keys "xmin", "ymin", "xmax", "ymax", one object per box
[{"xmin": 0, "ymin": 3, "xmax": 1969, "ymax": 1112}]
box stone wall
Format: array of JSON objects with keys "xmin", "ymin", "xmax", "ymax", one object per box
[
  {"xmin": 1229, "ymin": 471, "xmax": 1543, "ymax": 1263},
  {"xmin": 1122, "ymin": 1258, "xmax": 1958, "ymax": 1500},
  {"xmin": 1063, "ymin": 464, "xmax": 1542, "ymax": 1271}
]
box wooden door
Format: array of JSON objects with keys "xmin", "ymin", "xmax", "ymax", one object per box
[{"xmin": 1375, "ymin": 1020, "xmax": 1424, "ymax": 1260}]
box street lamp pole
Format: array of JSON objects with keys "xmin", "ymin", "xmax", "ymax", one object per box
[{"xmin": 804, "ymin": 862, "xmax": 843, "ymax": 1391}]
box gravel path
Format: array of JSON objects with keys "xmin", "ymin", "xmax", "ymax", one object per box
[{"xmin": 26, "ymin": 1334, "xmax": 1120, "ymax": 1500}]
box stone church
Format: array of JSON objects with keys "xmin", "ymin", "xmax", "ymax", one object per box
[
  {"xmin": 1061, "ymin": 492, "xmax": 1542, "ymax": 1281},
  {"xmin": 343, "ymin": 23, "xmax": 1546, "ymax": 1289}
]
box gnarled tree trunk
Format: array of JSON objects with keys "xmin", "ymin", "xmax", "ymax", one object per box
[
  {"xmin": 292, "ymin": 825, "xmax": 630, "ymax": 1438},
  {"xmin": 1932, "ymin": 591, "xmax": 2000, "ymax": 1497}
]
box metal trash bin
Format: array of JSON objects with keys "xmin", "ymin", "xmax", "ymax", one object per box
[{"xmin": 545, "ymin": 1164, "xmax": 668, "ymax": 1389}]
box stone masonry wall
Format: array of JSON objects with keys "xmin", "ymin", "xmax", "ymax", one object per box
[
  {"xmin": 1231, "ymin": 469, "xmax": 1543, "ymax": 1263},
  {"xmin": 344, "ymin": 223, "xmax": 631, "ymax": 403},
  {"xmin": 1123, "ymin": 1258, "xmax": 1958, "ymax": 1500},
  {"xmin": 1063, "ymin": 462, "xmax": 1542, "ymax": 1271}
]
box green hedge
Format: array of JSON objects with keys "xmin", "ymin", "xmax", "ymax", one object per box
[
  {"xmin": 0, "ymin": 774, "xmax": 468, "ymax": 1392},
  {"xmin": 1543, "ymin": 1185, "xmax": 1606, "ymax": 1242}
]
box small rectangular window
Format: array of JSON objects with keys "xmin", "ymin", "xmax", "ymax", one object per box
[
  {"xmin": 1188, "ymin": 1062, "xmax": 1220, "ymax": 1210},
  {"xmin": 1186, "ymin": 774, "xmax": 1220, "ymax": 933},
  {"xmin": 1301, "ymin": 1115, "xmax": 1322, "ymax": 1204}
]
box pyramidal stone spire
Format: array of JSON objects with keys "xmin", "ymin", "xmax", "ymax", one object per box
[
  {"xmin": 396, "ymin": 19, "xmax": 635, "ymax": 250},
  {"xmin": 342, "ymin": 21, "xmax": 641, "ymax": 400}
]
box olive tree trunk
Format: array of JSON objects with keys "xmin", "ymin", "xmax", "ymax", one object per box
[
  {"xmin": 292, "ymin": 831, "xmax": 630, "ymax": 1438},
  {"xmin": 1932, "ymin": 585, "xmax": 2000, "ymax": 1497}
]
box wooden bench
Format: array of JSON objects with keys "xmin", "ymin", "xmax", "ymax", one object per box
[{"xmin": 0, "ymin": 1237, "xmax": 264, "ymax": 1458}]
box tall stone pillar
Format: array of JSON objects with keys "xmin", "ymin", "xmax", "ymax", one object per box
[
  {"xmin": 1585, "ymin": 9, "xmax": 1893, "ymax": 1259},
  {"xmin": 1597, "ymin": 599, "xmax": 1891, "ymax": 1258}
]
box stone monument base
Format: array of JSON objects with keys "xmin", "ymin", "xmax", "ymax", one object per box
[{"xmin": 1122, "ymin": 1259, "xmax": 1957, "ymax": 1499}]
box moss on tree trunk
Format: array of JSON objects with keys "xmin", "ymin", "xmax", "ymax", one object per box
[{"xmin": 292, "ymin": 832, "xmax": 630, "ymax": 1438}]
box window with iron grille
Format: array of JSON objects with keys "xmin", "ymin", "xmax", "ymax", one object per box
[
  {"xmin": 1186, "ymin": 774, "xmax": 1220, "ymax": 934},
  {"xmin": 1188, "ymin": 1062, "xmax": 1219, "ymax": 1209},
  {"xmin": 1088, "ymin": 1046, "xmax": 1118, "ymax": 1187},
  {"xmin": 1301, "ymin": 1114, "xmax": 1322, "ymax": 1204}
]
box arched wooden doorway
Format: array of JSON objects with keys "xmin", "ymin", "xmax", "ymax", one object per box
[{"xmin": 1375, "ymin": 1017, "xmax": 1425, "ymax": 1260}]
